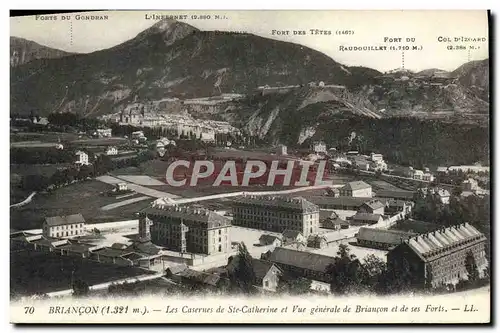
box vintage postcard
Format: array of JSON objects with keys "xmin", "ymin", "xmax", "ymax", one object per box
[{"xmin": 10, "ymin": 10, "xmax": 490, "ymax": 324}]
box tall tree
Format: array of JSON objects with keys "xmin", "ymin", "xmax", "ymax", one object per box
[
  {"xmin": 326, "ymin": 244, "xmax": 363, "ymax": 295},
  {"xmin": 227, "ymin": 242, "xmax": 256, "ymax": 294},
  {"xmin": 465, "ymin": 251, "xmax": 480, "ymax": 283},
  {"xmin": 278, "ymin": 277, "xmax": 312, "ymax": 295},
  {"xmin": 72, "ymin": 279, "xmax": 90, "ymax": 297},
  {"xmin": 363, "ymin": 254, "xmax": 386, "ymax": 284}
]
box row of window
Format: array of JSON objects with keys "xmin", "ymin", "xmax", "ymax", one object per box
[
  {"xmin": 50, "ymin": 223, "xmax": 84, "ymax": 231},
  {"xmin": 51, "ymin": 229, "xmax": 80, "ymax": 237},
  {"xmin": 234, "ymin": 209, "xmax": 317, "ymax": 220}
]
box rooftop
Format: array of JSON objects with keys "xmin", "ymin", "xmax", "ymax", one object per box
[
  {"xmin": 268, "ymin": 247, "xmax": 336, "ymax": 273},
  {"xmin": 282, "ymin": 230, "xmax": 303, "ymax": 238},
  {"xmin": 356, "ymin": 227, "xmax": 416, "ymax": 245},
  {"xmin": 341, "ymin": 181, "xmax": 372, "ymax": 191},
  {"xmin": 142, "ymin": 204, "xmax": 231, "ymax": 229},
  {"xmin": 351, "ymin": 213, "xmax": 383, "ymax": 222},
  {"xmin": 307, "ymin": 196, "xmax": 370, "ymax": 208},
  {"xmin": 403, "ymin": 223, "xmax": 486, "ymax": 262},
  {"xmin": 176, "ymin": 269, "xmax": 222, "ymax": 287},
  {"xmin": 45, "ymin": 213, "xmax": 86, "ymax": 227},
  {"xmin": 259, "ymin": 234, "xmax": 281, "ymax": 245},
  {"xmin": 361, "ymin": 200, "xmax": 386, "ymax": 211},
  {"xmin": 233, "ymin": 195, "xmax": 319, "ymax": 213},
  {"xmin": 374, "ymin": 189, "xmax": 415, "ymax": 200}
]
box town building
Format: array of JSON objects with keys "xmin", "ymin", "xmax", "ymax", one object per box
[
  {"xmin": 282, "ymin": 230, "xmax": 306, "ymax": 245},
  {"xmin": 462, "ymin": 178, "xmax": 479, "ymax": 191},
  {"xmin": 259, "ymin": 234, "xmax": 283, "ymax": 247},
  {"xmin": 419, "ymin": 188, "xmax": 451, "ymax": 205},
  {"xmin": 355, "ymin": 227, "xmax": 417, "ymax": 250},
  {"xmin": 384, "ymin": 199, "xmax": 414, "ymax": 215},
  {"xmin": 131, "ymin": 131, "xmax": 145, "ymax": 139},
  {"xmin": 358, "ymin": 200, "xmax": 386, "ymax": 215},
  {"xmin": 370, "ymin": 153, "xmax": 384, "ymax": 162},
  {"xmin": 75, "ymin": 151, "xmax": 89, "ymax": 165},
  {"xmin": 436, "ymin": 166, "xmax": 449, "ymax": 174},
  {"xmin": 320, "ymin": 211, "xmax": 349, "ymax": 230},
  {"xmin": 116, "ymin": 183, "xmax": 128, "ymax": 192},
  {"xmin": 175, "ymin": 268, "xmax": 230, "ymax": 292},
  {"xmin": 407, "ymin": 167, "xmax": 434, "ymax": 182},
  {"xmin": 106, "ymin": 146, "xmax": 118, "ymax": 155},
  {"xmin": 283, "ymin": 241, "xmax": 307, "ymax": 251},
  {"xmin": 312, "ymin": 141, "xmax": 327, "ymax": 154},
  {"xmin": 37, "ymin": 117, "xmax": 49, "ymax": 126},
  {"xmin": 324, "ymin": 187, "xmax": 340, "ymax": 197},
  {"xmin": 373, "ymin": 189, "xmax": 415, "ymax": 201},
  {"xmin": 448, "ymin": 165, "xmax": 490, "ymax": 173},
  {"xmin": 387, "ymin": 223, "xmax": 488, "ymax": 288},
  {"xmin": 227, "ymin": 258, "xmax": 283, "ymax": 292},
  {"xmin": 308, "ymin": 196, "xmax": 370, "ymax": 211},
  {"xmin": 307, "ymin": 234, "xmax": 328, "ymax": 249},
  {"xmin": 350, "ymin": 213, "xmax": 384, "ymax": 225},
  {"xmin": 43, "ymin": 214, "xmax": 86, "ymax": 239},
  {"xmin": 96, "ymin": 128, "xmax": 112, "ymax": 138},
  {"xmin": 141, "ymin": 204, "xmax": 232, "ymax": 255},
  {"xmin": 232, "ymin": 195, "xmax": 320, "ymax": 237},
  {"xmin": 276, "ymin": 144, "xmax": 288, "ymax": 156},
  {"xmin": 339, "ymin": 181, "xmax": 372, "ymax": 198},
  {"xmin": 266, "ymin": 247, "xmax": 336, "ymax": 283},
  {"xmin": 370, "ymin": 160, "xmax": 388, "ymax": 172}
]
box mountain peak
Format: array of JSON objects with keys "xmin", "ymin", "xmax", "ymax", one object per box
[
  {"xmin": 135, "ymin": 19, "xmax": 198, "ymax": 47},
  {"xmin": 10, "ymin": 36, "xmax": 73, "ymax": 67}
]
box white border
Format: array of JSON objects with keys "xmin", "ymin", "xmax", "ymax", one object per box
[{"xmin": 3, "ymin": 1, "xmax": 499, "ymax": 332}]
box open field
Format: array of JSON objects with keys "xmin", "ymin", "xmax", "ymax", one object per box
[
  {"xmin": 10, "ymin": 141, "xmax": 61, "ymax": 148},
  {"xmin": 114, "ymin": 175, "xmax": 166, "ymax": 186},
  {"xmin": 10, "ymin": 180, "xmax": 155, "ymax": 231},
  {"xmin": 10, "ymin": 250, "xmax": 152, "ymax": 298},
  {"xmin": 70, "ymin": 137, "xmax": 128, "ymax": 146},
  {"xmin": 101, "ymin": 196, "xmax": 151, "ymax": 211},
  {"xmin": 97, "ymin": 175, "xmax": 180, "ymax": 199},
  {"xmin": 10, "ymin": 163, "xmax": 69, "ymax": 177},
  {"xmin": 367, "ymin": 179, "xmax": 406, "ymax": 191},
  {"xmin": 10, "ymin": 132, "xmax": 80, "ymax": 143}
]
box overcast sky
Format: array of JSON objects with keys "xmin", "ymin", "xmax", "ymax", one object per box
[{"xmin": 10, "ymin": 10, "xmax": 489, "ymax": 72}]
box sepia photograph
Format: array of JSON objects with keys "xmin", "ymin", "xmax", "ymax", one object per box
[{"xmin": 9, "ymin": 9, "xmax": 491, "ymax": 324}]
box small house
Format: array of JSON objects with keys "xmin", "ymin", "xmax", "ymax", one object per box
[
  {"xmin": 43, "ymin": 214, "xmax": 86, "ymax": 239},
  {"xmin": 307, "ymin": 235, "xmax": 328, "ymax": 249},
  {"xmin": 75, "ymin": 151, "xmax": 89, "ymax": 166},
  {"xmin": 116, "ymin": 183, "xmax": 128, "ymax": 192},
  {"xmin": 259, "ymin": 234, "xmax": 282, "ymax": 247},
  {"xmin": 355, "ymin": 227, "xmax": 417, "ymax": 250},
  {"xmin": 282, "ymin": 230, "xmax": 306, "ymax": 245},
  {"xmin": 358, "ymin": 200, "xmax": 386, "ymax": 215},
  {"xmin": 350, "ymin": 213, "xmax": 384, "ymax": 225},
  {"xmin": 339, "ymin": 181, "xmax": 372, "ymax": 198},
  {"xmin": 106, "ymin": 146, "xmax": 118, "ymax": 155}
]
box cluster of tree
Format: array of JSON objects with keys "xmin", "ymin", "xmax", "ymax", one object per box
[
  {"xmin": 108, "ymin": 281, "xmax": 144, "ymax": 296},
  {"xmin": 47, "ymin": 113, "xmax": 103, "ymax": 131},
  {"xmin": 226, "ymin": 242, "xmax": 314, "ymax": 296},
  {"xmin": 227, "ymin": 243, "xmax": 257, "ymax": 295},
  {"xmin": 21, "ymin": 148, "xmax": 157, "ymax": 193},
  {"xmin": 72, "ymin": 279, "xmax": 90, "ymax": 297},
  {"xmin": 20, "ymin": 165, "xmax": 94, "ymax": 192},
  {"xmin": 413, "ymin": 190, "xmax": 490, "ymax": 231},
  {"xmin": 323, "ymin": 244, "xmax": 389, "ymax": 295},
  {"xmin": 11, "ymin": 148, "xmax": 75, "ymax": 164}
]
